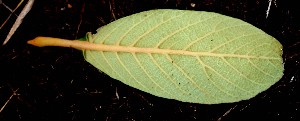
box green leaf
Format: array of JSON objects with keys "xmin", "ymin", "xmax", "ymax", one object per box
[{"xmin": 83, "ymin": 9, "xmax": 284, "ymax": 104}]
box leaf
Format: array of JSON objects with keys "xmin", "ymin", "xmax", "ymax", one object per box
[{"xmin": 83, "ymin": 9, "xmax": 284, "ymax": 104}]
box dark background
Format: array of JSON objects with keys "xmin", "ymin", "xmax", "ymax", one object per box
[{"xmin": 0, "ymin": 0, "xmax": 299, "ymax": 120}]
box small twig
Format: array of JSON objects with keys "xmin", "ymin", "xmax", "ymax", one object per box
[
  {"xmin": 1, "ymin": 1, "xmax": 14, "ymax": 12},
  {"xmin": 109, "ymin": 0, "xmax": 116, "ymax": 20},
  {"xmin": 0, "ymin": 0, "xmax": 24, "ymax": 29},
  {"xmin": 217, "ymin": 105, "xmax": 237, "ymax": 121},
  {"xmin": 266, "ymin": 0, "xmax": 272, "ymax": 18},
  {"xmin": 75, "ymin": 3, "xmax": 85, "ymax": 39},
  {"xmin": 115, "ymin": 87, "xmax": 119, "ymax": 100},
  {"xmin": 0, "ymin": 88, "xmax": 19, "ymax": 113},
  {"xmin": 3, "ymin": 0, "xmax": 35, "ymax": 45},
  {"xmin": 266, "ymin": 0, "xmax": 276, "ymax": 18}
]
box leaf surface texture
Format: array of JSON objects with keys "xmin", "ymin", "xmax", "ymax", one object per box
[{"xmin": 83, "ymin": 9, "xmax": 284, "ymax": 104}]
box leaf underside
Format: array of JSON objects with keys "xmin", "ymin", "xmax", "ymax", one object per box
[{"xmin": 83, "ymin": 9, "xmax": 284, "ymax": 104}]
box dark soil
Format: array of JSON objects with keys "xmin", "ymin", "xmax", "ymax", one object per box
[{"xmin": 0, "ymin": 0, "xmax": 299, "ymax": 120}]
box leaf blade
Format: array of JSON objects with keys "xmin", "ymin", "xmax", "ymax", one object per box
[{"xmin": 84, "ymin": 9, "xmax": 284, "ymax": 104}]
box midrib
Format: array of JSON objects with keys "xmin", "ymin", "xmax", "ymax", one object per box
[{"xmin": 77, "ymin": 41, "xmax": 280, "ymax": 60}]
